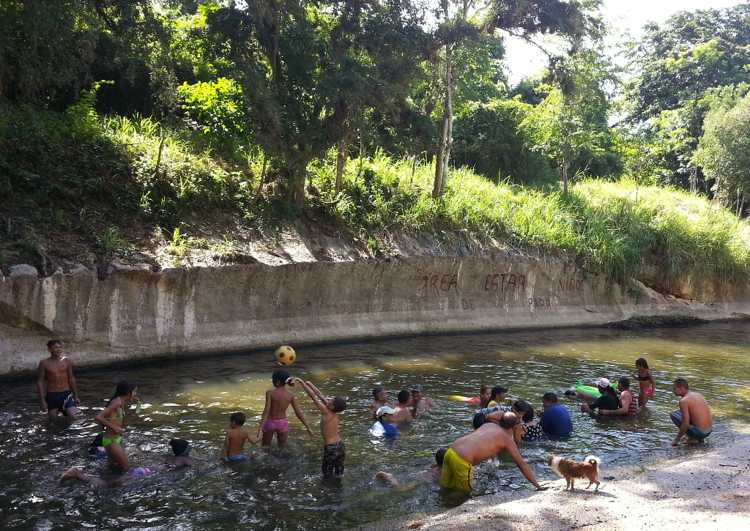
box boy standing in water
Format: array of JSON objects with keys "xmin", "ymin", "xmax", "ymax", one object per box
[
  {"xmin": 295, "ymin": 379, "xmax": 347, "ymax": 480},
  {"xmin": 223, "ymin": 412, "xmax": 258, "ymax": 461},
  {"xmin": 258, "ymin": 370, "xmax": 313, "ymax": 447},
  {"xmin": 37, "ymin": 339, "xmax": 80, "ymax": 418}
]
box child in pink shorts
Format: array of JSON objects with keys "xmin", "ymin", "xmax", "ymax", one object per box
[{"xmin": 257, "ymin": 370, "xmax": 313, "ymax": 447}]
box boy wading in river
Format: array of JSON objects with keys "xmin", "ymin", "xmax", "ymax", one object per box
[
  {"xmin": 37, "ymin": 339, "xmax": 80, "ymax": 418},
  {"xmin": 258, "ymin": 370, "xmax": 313, "ymax": 447},
  {"xmin": 295, "ymin": 379, "xmax": 347, "ymax": 480}
]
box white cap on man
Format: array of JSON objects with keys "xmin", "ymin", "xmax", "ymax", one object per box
[{"xmin": 596, "ymin": 377, "xmax": 611, "ymax": 388}]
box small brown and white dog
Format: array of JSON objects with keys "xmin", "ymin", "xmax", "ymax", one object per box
[{"xmin": 547, "ymin": 454, "xmax": 601, "ymax": 491}]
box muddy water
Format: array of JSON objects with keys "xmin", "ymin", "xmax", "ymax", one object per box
[{"xmin": 1, "ymin": 322, "xmax": 749, "ymax": 530}]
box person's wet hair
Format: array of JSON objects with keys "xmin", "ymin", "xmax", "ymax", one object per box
[
  {"xmin": 372, "ymin": 386, "xmax": 385, "ymax": 399},
  {"xmin": 542, "ymin": 392, "xmax": 558, "ymax": 403},
  {"xmin": 330, "ymin": 396, "xmax": 347, "ymax": 413},
  {"xmin": 435, "ymin": 448, "xmax": 447, "ymax": 466},
  {"xmin": 170, "ymin": 438, "xmax": 190, "ymax": 456},
  {"xmin": 491, "ymin": 386, "xmax": 508, "ymax": 400},
  {"xmin": 108, "ymin": 381, "xmax": 137, "ymax": 405},
  {"xmin": 230, "ymin": 412, "xmax": 246, "ymax": 426},
  {"xmin": 47, "ymin": 339, "xmax": 62, "ymax": 349},
  {"xmin": 674, "ymin": 377, "xmax": 689, "ymax": 389},
  {"xmin": 472, "ymin": 412, "xmax": 486, "ymax": 429},
  {"xmin": 618, "ymin": 376, "xmax": 631, "ymax": 390},
  {"xmin": 499, "ymin": 412, "xmax": 519, "ymax": 429},
  {"xmin": 512, "ymin": 400, "xmax": 534, "ymax": 423},
  {"xmin": 397, "ymin": 390, "xmax": 410, "ymax": 404},
  {"xmin": 635, "ymin": 358, "xmax": 649, "ymax": 369},
  {"xmin": 272, "ymin": 370, "xmax": 291, "ymax": 387}
]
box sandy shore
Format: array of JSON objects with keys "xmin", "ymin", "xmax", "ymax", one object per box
[{"xmin": 362, "ymin": 424, "xmax": 750, "ymax": 531}]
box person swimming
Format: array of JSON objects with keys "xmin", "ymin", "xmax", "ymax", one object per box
[{"xmin": 369, "ymin": 406, "xmax": 399, "ymax": 438}]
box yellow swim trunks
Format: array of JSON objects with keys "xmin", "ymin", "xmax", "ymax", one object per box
[{"xmin": 439, "ymin": 447, "xmax": 474, "ymax": 492}]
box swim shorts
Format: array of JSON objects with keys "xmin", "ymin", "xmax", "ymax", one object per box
[
  {"xmin": 46, "ymin": 391, "xmax": 75, "ymax": 413},
  {"xmin": 262, "ymin": 417, "xmax": 289, "ymax": 434},
  {"xmin": 670, "ymin": 411, "xmax": 712, "ymax": 440},
  {"xmin": 322, "ymin": 441, "xmax": 345, "ymax": 479},
  {"xmin": 440, "ymin": 447, "xmax": 474, "ymax": 492},
  {"xmin": 225, "ymin": 454, "xmax": 248, "ymax": 462},
  {"xmin": 102, "ymin": 435, "xmax": 123, "ymax": 447}
]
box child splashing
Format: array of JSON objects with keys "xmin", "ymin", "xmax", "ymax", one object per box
[
  {"xmin": 257, "ymin": 370, "xmax": 313, "ymax": 447},
  {"xmin": 635, "ymin": 358, "xmax": 655, "ymax": 407}
]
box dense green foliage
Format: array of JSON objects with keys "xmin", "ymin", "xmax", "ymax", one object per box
[{"xmin": 2, "ymin": 1, "xmax": 750, "ymax": 283}]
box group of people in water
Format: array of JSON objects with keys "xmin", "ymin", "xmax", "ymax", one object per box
[{"xmin": 38, "ymin": 338, "xmax": 714, "ymax": 494}]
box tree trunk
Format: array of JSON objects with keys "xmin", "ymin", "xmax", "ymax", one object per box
[
  {"xmin": 335, "ymin": 138, "xmax": 347, "ymax": 192},
  {"xmin": 433, "ymin": 43, "xmax": 454, "ymax": 199},
  {"xmin": 286, "ymin": 158, "xmax": 307, "ymax": 209},
  {"xmin": 561, "ymin": 159, "xmax": 569, "ymax": 194}
]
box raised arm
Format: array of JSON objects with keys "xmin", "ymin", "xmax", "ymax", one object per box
[
  {"xmin": 37, "ymin": 362, "xmax": 48, "ymax": 412},
  {"xmin": 506, "ymin": 443, "xmax": 546, "ymax": 491},
  {"xmin": 296, "ymin": 379, "xmax": 329, "ymax": 413},
  {"xmin": 290, "ymin": 396, "xmax": 314, "ymax": 435},
  {"xmin": 305, "ymin": 380, "xmax": 328, "ymax": 404}
]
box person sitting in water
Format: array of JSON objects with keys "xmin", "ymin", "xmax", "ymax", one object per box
[
  {"xmin": 634, "ymin": 358, "xmax": 655, "ymax": 407},
  {"xmin": 410, "ymin": 384, "xmax": 435, "ymax": 417},
  {"xmin": 37, "ymin": 339, "xmax": 81, "ymax": 419},
  {"xmin": 600, "ymin": 377, "xmax": 638, "ymax": 417},
  {"xmin": 486, "ymin": 385, "xmax": 510, "ymax": 408},
  {"xmin": 440, "ymin": 412, "xmax": 547, "ymax": 493},
  {"xmin": 223, "ymin": 412, "xmax": 258, "ymax": 462},
  {"xmin": 374, "ymin": 448, "xmax": 445, "ymax": 490},
  {"xmin": 370, "ymin": 386, "xmax": 389, "ymax": 419},
  {"xmin": 369, "ymin": 406, "xmax": 400, "ymax": 438},
  {"xmin": 511, "ymin": 400, "xmax": 543, "ymax": 443},
  {"xmin": 539, "ymin": 392, "xmax": 572, "ymax": 438},
  {"xmin": 95, "ymin": 381, "xmax": 138, "ymax": 472},
  {"xmin": 257, "ymin": 370, "xmax": 313, "ymax": 448},
  {"xmin": 671, "ymin": 378, "xmax": 713, "ymax": 445},
  {"xmin": 581, "ymin": 378, "xmax": 621, "ymax": 415},
  {"xmin": 295, "ymin": 379, "xmax": 347, "ymax": 480},
  {"xmin": 392, "ymin": 390, "xmax": 414, "ymax": 424},
  {"xmin": 168, "ymin": 438, "xmax": 194, "ymax": 468}
]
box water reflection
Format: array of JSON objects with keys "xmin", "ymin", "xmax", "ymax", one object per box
[{"xmin": 1, "ymin": 322, "xmax": 749, "ymax": 530}]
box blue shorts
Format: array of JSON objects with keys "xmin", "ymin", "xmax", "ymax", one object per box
[
  {"xmin": 225, "ymin": 454, "xmax": 248, "ymax": 462},
  {"xmin": 46, "ymin": 391, "xmax": 75, "ymax": 413},
  {"xmin": 670, "ymin": 411, "xmax": 712, "ymax": 440}
]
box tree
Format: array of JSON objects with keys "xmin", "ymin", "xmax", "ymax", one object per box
[
  {"xmin": 430, "ymin": 0, "xmax": 602, "ymax": 198},
  {"xmin": 202, "ymin": 1, "xmax": 427, "ymax": 208},
  {"xmin": 694, "ymin": 93, "xmax": 750, "ymax": 213}
]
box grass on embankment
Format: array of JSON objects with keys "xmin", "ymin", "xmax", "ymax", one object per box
[{"xmin": 2, "ymin": 103, "xmax": 749, "ymax": 285}]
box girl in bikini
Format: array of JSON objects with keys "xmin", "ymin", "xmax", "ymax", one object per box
[
  {"xmin": 95, "ymin": 381, "xmax": 137, "ymax": 472},
  {"xmin": 634, "ymin": 358, "xmax": 655, "ymax": 407}
]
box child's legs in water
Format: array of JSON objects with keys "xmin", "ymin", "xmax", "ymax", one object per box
[
  {"xmin": 106, "ymin": 443, "xmax": 130, "ymax": 472},
  {"xmin": 261, "ymin": 430, "xmax": 275, "ymax": 447},
  {"xmin": 277, "ymin": 431, "xmax": 289, "ymax": 447}
]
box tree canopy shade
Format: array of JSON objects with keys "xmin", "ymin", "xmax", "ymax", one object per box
[{"xmin": 200, "ymin": 0, "xmax": 429, "ymax": 207}]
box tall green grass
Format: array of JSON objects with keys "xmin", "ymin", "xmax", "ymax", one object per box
[{"xmin": 310, "ymin": 151, "xmax": 750, "ymax": 283}]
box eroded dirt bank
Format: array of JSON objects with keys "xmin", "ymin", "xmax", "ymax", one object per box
[{"xmin": 364, "ymin": 427, "xmax": 750, "ymax": 531}]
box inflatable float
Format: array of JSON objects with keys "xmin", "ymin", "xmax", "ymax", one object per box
[
  {"xmin": 575, "ymin": 381, "xmax": 602, "ymax": 399},
  {"xmin": 447, "ymin": 395, "xmax": 481, "ymax": 405}
]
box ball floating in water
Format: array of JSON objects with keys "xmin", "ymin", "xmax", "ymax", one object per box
[{"xmin": 274, "ymin": 345, "xmax": 296, "ymax": 366}]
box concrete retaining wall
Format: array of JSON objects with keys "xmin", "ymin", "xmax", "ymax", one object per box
[{"xmin": 1, "ymin": 253, "xmax": 748, "ymax": 375}]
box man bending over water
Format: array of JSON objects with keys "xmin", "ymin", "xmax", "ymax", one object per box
[
  {"xmin": 37, "ymin": 339, "xmax": 80, "ymax": 418},
  {"xmin": 440, "ymin": 412, "xmax": 546, "ymax": 492},
  {"xmin": 671, "ymin": 378, "xmax": 713, "ymax": 445}
]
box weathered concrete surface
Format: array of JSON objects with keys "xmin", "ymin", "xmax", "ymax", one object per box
[{"xmin": 1, "ymin": 252, "xmax": 749, "ymax": 374}]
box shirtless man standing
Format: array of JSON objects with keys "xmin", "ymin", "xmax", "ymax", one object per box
[
  {"xmin": 37, "ymin": 339, "xmax": 80, "ymax": 418},
  {"xmin": 439, "ymin": 411, "xmax": 546, "ymax": 492},
  {"xmin": 671, "ymin": 378, "xmax": 713, "ymax": 445}
]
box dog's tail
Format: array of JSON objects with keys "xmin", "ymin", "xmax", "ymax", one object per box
[{"xmin": 585, "ymin": 455, "xmax": 601, "ymax": 467}]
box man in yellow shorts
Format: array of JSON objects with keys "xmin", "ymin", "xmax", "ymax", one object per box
[{"xmin": 439, "ymin": 412, "xmax": 547, "ymax": 493}]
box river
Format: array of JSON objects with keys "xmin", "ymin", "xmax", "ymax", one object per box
[{"xmin": 1, "ymin": 321, "xmax": 748, "ymax": 530}]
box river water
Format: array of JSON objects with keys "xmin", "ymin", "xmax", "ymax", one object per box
[{"xmin": 1, "ymin": 322, "xmax": 749, "ymax": 530}]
